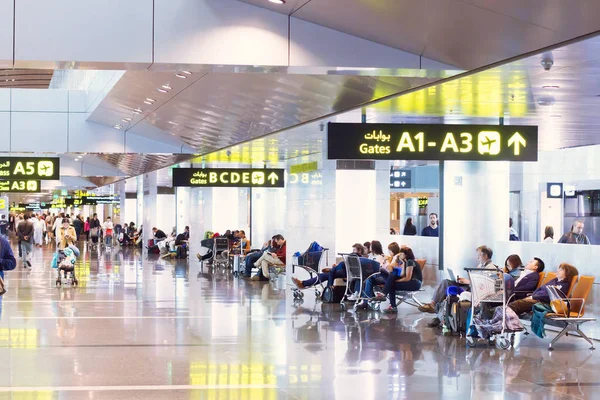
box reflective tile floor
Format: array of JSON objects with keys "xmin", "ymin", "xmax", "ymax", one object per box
[{"xmin": 0, "ymin": 243, "xmax": 598, "ymax": 399}]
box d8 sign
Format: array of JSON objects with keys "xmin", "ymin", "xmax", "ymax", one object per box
[
  {"xmin": 0, "ymin": 157, "xmax": 60, "ymax": 180},
  {"xmin": 327, "ymin": 123, "xmax": 538, "ymax": 161}
]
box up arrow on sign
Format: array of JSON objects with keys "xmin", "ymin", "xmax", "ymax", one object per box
[
  {"xmin": 508, "ymin": 132, "xmax": 527, "ymax": 155},
  {"xmin": 267, "ymin": 172, "xmax": 279, "ymax": 185}
]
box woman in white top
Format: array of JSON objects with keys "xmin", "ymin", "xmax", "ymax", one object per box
[
  {"xmin": 543, "ymin": 226, "xmax": 554, "ymax": 243},
  {"xmin": 102, "ymin": 217, "xmax": 114, "ymax": 247}
]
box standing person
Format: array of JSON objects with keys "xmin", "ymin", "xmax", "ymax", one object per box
[
  {"xmin": 16, "ymin": 214, "xmax": 34, "ymax": 268},
  {"xmin": 56, "ymin": 218, "xmax": 77, "ymax": 251},
  {"xmin": 509, "ymin": 218, "xmax": 520, "ymax": 241},
  {"xmin": 102, "ymin": 217, "xmax": 114, "ymax": 247},
  {"xmin": 0, "ymin": 215, "xmax": 8, "ymax": 239},
  {"xmin": 89, "ymin": 214, "xmax": 101, "ymax": 245},
  {"xmin": 84, "ymin": 217, "xmax": 90, "ymax": 242},
  {"xmin": 73, "ymin": 215, "xmax": 83, "ymax": 242},
  {"xmin": 46, "ymin": 215, "xmax": 55, "ymax": 244},
  {"xmin": 421, "ymin": 213, "xmax": 439, "ymax": 237},
  {"xmin": 543, "ymin": 226, "xmax": 554, "ymax": 243},
  {"xmin": 558, "ymin": 220, "xmax": 590, "ymax": 245},
  {"xmin": 32, "ymin": 215, "xmax": 44, "ymax": 247},
  {"xmin": 403, "ymin": 218, "xmax": 417, "ymax": 236},
  {"xmin": 8, "ymin": 213, "xmax": 15, "ymax": 234},
  {"xmin": 0, "ymin": 234, "xmax": 16, "ymax": 295}
]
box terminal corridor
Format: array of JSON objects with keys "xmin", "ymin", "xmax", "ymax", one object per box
[{"xmin": 0, "ymin": 241, "xmax": 593, "ymax": 399}]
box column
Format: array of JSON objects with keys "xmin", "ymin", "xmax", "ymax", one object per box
[
  {"xmin": 142, "ymin": 171, "xmax": 157, "ymax": 244},
  {"xmin": 176, "ymin": 162, "xmax": 192, "ymax": 234},
  {"xmin": 442, "ymin": 161, "xmax": 510, "ymax": 272}
]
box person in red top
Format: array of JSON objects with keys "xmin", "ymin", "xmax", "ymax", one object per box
[{"xmin": 251, "ymin": 234, "xmax": 286, "ymax": 281}]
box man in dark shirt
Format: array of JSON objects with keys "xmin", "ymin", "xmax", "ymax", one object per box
[
  {"xmin": 152, "ymin": 227, "xmax": 167, "ymax": 240},
  {"xmin": 421, "ymin": 213, "xmax": 439, "ymax": 237},
  {"xmin": 512, "ymin": 258, "xmax": 545, "ymax": 300},
  {"xmin": 558, "ymin": 220, "xmax": 591, "ymax": 245},
  {"xmin": 16, "ymin": 214, "xmax": 34, "ymax": 267}
]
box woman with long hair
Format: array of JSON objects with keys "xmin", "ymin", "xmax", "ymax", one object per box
[
  {"xmin": 403, "ymin": 218, "xmax": 417, "ymax": 236},
  {"xmin": 376, "ymin": 246, "xmax": 423, "ymax": 314}
]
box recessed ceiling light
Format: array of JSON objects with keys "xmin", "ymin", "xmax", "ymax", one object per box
[
  {"xmin": 133, "ymin": 108, "xmax": 143, "ymax": 114},
  {"xmin": 269, "ymin": 0, "xmax": 286, "ymax": 3},
  {"xmin": 145, "ymin": 98, "xmax": 156, "ymax": 103},
  {"xmin": 114, "ymin": 124, "xmax": 122, "ymax": 130},
  {"xmin": 143, "ymin": 101, "xmax": 153, "ymax": 105},
  {"xmin": 175, "ymin": 73, "xmax": 187, "ymax": 79},
  {"xmin": 157, "ymin": 88, "xmax": 168, "ymax": 93},
  {"xmin": 542, "ymin": 85, "xmax": 560, "ymax": 89},
  {"xmin": 161, "ymin": 85, "xmax": 172, "ymax": 90},
  {"xmin": 168, "ymin": 121, "xmax": 179, "ymax": 125},
  {"xmin": 122, "ymin": 117, "xmax": 132, "ymax": 122},
  {"xmin": 181, "ymin": 71, "xmax": 192, "ymax": 75}
]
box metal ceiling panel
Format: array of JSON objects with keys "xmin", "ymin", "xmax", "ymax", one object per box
[
  {"xmin": 93, "ymin": 154, "xmax": 193, "ymax": 177},
  {"xmin": 0, "ymin": 69, "xmax": 54, "ymax": 88},
  {"xmin": 239, "ymin": 0, "xmax": 600, "ymax": 69},
  {"xmin": 89, "ymin": 71, "xmax": 445, "ymax": 156}
]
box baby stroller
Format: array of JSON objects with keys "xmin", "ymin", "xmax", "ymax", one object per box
[
  {"xmin": 291, "ymin": 242, "xmax": 329, "ymax": 301},
  {"xmin": 53, "ymin": 247, "xmax": 79, "ymax": 286},
  {"xmin": 465, "ymin": 268, "xmax": 523, "ymax": 350}
]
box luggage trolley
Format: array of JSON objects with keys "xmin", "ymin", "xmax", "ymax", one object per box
[
  {"xmin": 339, "ymin": 253, "xmax": 374, "ymax": 312},
  {"xmin": 291, "ymin": 242, "xmax": 329, "ymax": 300},
  {"xmin": 465, "ymin": 267, "xmax": 523, "ymax": 350},
  {"xmin": 213, "ymin": 238, "xmax": 230, "ymax": 269}
]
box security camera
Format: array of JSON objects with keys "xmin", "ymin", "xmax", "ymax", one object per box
[
  {"xmin": 226, "ymin": 150, "xmax": 231, "ymax": 157},
  {"xmin": 319, "ymin": 122, "xmax": 325, "ymax": 132},
  {"xmin": 541, "ymin": 52, "xmax": 554, "ymax": 71}
]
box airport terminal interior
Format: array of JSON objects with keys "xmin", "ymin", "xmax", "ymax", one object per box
[{"xmin": 2, "ymin": 1, "xmax": 600, "ymax": 399}]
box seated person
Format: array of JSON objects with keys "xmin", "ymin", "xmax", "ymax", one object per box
[
  {"xmin": 242, "ymin": 237, "xmax": 278, "ymax": 278},
  {"xmin": 231, "ymin": 230, "xmax": 251, "ymax": 255},
  {"xmin": 360, "ymin": 242, "xmax": 401, "ymax": 300},
  {"xmin": 419, "ymin": 245, "xmax": 496, "ymax": 315},
  {"xmin": 291, "ymin": 243, "xmax": 368, "ymax": 289},
  {"xmin": 509, "ymin": 263, "xmax": 578, "ymax": 316},
  {"xmin": 512, "ymin": 257, "xmax": 545, "ymax": 301},
  {"xmin": 371, "ymin": 246, "xmax": 422, "ymax": 314},
  {"xmin": 504, "ymin": 254, "xmax": 524, "ymax": 279},
  {"xmin": 147, "ymin": 227, "xmax": 167, "ymax": 251},
  {"xmin": 250, "ymin": 235, "xmax": 287, "ymax": 281}
]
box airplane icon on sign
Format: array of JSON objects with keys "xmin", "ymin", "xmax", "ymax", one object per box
[{"xmin": 477, "ymin": 131, "xmax": 501, "ymax": 155}]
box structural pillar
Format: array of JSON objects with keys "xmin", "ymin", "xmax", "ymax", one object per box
[
  {"xmin": 442, "ymin": 161, "xmax": 510, "ymax": 272},
  {"xmin": 143, "ymin": 171, "xmax": 158, "ymax": 244}
]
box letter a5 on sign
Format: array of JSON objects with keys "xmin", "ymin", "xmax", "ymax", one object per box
[{"xmin": 327, "ymin": 123, "xmax": 538, "ymax": 162}]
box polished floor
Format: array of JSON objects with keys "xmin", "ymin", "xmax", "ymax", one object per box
[{"xmin": 0, "ymin": 242, "xmax": 597, "ymax": 399}]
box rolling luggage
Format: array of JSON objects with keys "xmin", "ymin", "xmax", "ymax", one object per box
[{"xmin": 438, "ymin": 292, "xmax": 470, "ymax": 334}]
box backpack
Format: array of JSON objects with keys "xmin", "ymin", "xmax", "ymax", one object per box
[
  {"xmin": 438, "ymin": 293, "xmax": 471, "ymax": 334},
  {"xmin": 321, "ymin": 285, "xmax": 346, "ymax": 303}
]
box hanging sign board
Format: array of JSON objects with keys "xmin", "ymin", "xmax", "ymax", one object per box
[
  {"xmin": 327, "ymin": 123, "xmax": 538, "ymax": 161},
  {"xmin": 172, "ymin": 168, "xmax": 285, "ymax": 188},
  {"xmin": 0, "ymin": 157, "xmax": 60, "ymax": 180},
  {"xmin": 0, "ymin": 180, "xmax": 41, "ymax": 192}
]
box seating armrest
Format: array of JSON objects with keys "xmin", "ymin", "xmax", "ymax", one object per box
[{"xmin": 365, "ymin": 272, "xmax": 381, "ymax": 281}]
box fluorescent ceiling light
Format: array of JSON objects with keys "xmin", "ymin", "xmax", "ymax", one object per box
[
  {"xmin": 181, "ymin": 71, "xmax": 192, "ymax": 75},
  {"xmin": 269, "ymin": 0, "xmax": 286, "ymax": 3},
  {"xmin": 175, "ymin": 73, "xmax": 187, "ymax": 79},
  {"xmin": 161, "ymin": 85, "xmax": 172, "ymax": 90},
  {"xmin": 157, "ymin": 88, "xmax": 168, "ymax": 93},
  {"xmin": 133, "ymin": 108, "xmax": 142, "ymax": 114},
  {"xmin": 145, "ymin": 98, "xmax": 156, "ymax": 102},
  {"xmin": 122, "ymin": 117, "xmax": 131, "ymax": 122},
  {"xmin": 143, "ymin": 101, "xmax": 153, "ymax": 105}
]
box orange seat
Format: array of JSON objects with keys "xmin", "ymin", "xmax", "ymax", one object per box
[
  {"xmin": 536, "ymin": 272, "xmax": 546, "ymax": 289},
  {"xmin": 539, "ymin": 272, "xmax": 556, "ymax": 287},
  {"xmin": 566, "ymin": 275, "xmax": 579, "ymax": 297}
]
